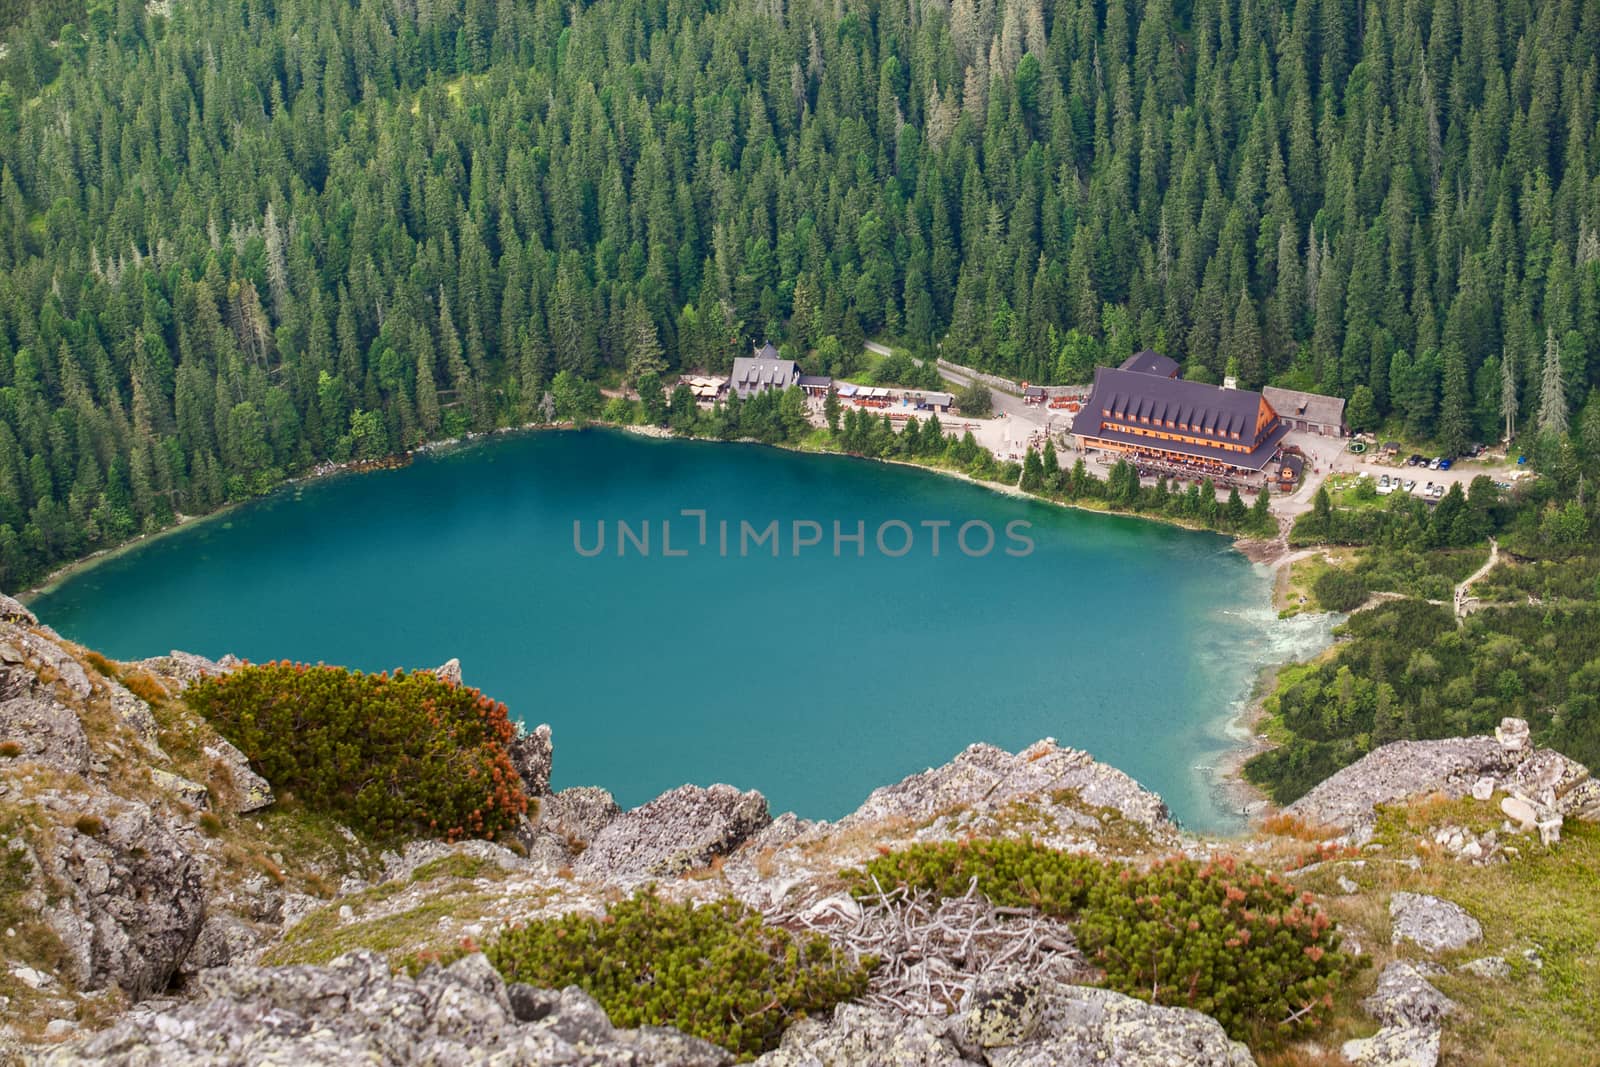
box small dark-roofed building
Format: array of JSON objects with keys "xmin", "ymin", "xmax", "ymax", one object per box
[
  {"xmin": 1070, "ymin": 365, "xmax": 1288, "ymax": 473},
  {"xmin": 798, "ymin": 374, "xmax": 833, "ymax": 396},
  {"xmin": 1276, "ymin": 453, "xmax": 1305, "ymax": 490},
  {"xmin": 730, "ymin": 343, "xmax": 800, "ymax": 398},
  {"xmin": 1023, "ymin": 385, "xmax": 1047, "ymax": 404},
  {"xmin": 918, "ymin": 391, "xmax": 954, "ymax": 412},
  {"xmin": 1118, "ymin": 350, "xmax": 1182, "ymax": 378},
  {"xmin": 1262, "ymin": 386, "xmax": 1347, "ymax": 437}
]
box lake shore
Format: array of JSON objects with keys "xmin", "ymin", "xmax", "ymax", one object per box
[{"xmin": 20, "ymin": 419, "xmax": 1324, "ymax": 826}]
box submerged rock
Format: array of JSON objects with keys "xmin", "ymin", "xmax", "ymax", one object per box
[
  {"xmin": 43, "ymin": 951, "xmax": 733, "ymax": 1066},
  {"xmin": 576, "ymin": 783, "xmax": 771, "ymax": 879}
]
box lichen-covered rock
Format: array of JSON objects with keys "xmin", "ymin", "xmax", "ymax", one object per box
[
  {"xmin": 0, "ymin": 695, "xmax": 90, "ymax": 773},
  {"xmin": 1342, "ymin": 1025, "xmax": 1440, "ymax": 1067},
  {"xmin": 201, "ymin": 741, "xmax": 274, "ymax": 814},
  {"xmin": 43, "ymin": 951, "xmax": 733, "ymax": 1066},
  {"xmin": 508, "ymin": 723, "xmax": 553, "ymax": 796},
  {"xmin": 1503, "ymin": 748, "xmax": 1591, "ymax": 806},
  {"xmin": 378, "ymin": 838, "xmax": 526, "ymax": 884},
  {"xmin": 1459, "ymin": 956, "xmax": 1510, "ymax": 980},
  {"xmin": 432, "ymin": 657, "xmax": 464, "ymax": 687},
  {"xmin": 1285, "ymin": 721, "xmax": 1600, "ymax": 842},
  {"xmin": 959, "ymin": 977, "xmax": 1042, "ymax": 1048},
  {"xmin": 1363, "ymin": 961, "xmax": 1457, "ymax": 1029},
  {"xmin": 747, "ymin": 811, "xmax": 815, "ymax": 853},
  {"xmin": 537, "ymin": 786, "xmax": 621, "ymax": 846},
  {"xmin": 0, "ymin": 591, "xmax": 37, "ymax": 625},
  {"xmin": 132, "ymin": 650, "xmax": 231, "ymax": 690},
  {"xmin": 1287, "ymin": 738, "xmax": 1512, "ymax": 837},
  {"xmin": 753, "ymin": 1003, "xmax": 973, "ymax": 1066},
  {"xmin": 754, "ymin": 982, "xmax": 1255, "ymax": 1067},
  {"xmin": 839, "ymin": 740, "xmax": 1173, "ymax": 839},
  {"xmin": 4, "ymin": 627, "xmax": 93, "ymax": 700},
  {"xmin": 182, "ymin": 912, "xmax": 262, "ymax": 974},
  {"xmin": 576, "ymin": 783, "xmax": 770, "ymax": 879},
  {"xmin": 149, "ymin": 769, "xmax": 210, "ymax": 810},
  {"xmin": 988, "ymin": 985, "xmax": 1256, "ymax": 1067},
  {"xmin": 1389, "ymin": 892, "xmax": 1482, "ymax": 954},
  {"xmin": 104, "ymin": 680, "xmax": 165, "ymax": 757},
  {"xmin": 36, "ymin": 796, "xmax": 205, "ymax": 1000}
]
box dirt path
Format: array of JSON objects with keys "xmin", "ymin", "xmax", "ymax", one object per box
[{"xmin": 1454, "ymin": 537, "xmax": 1500, "ymax": 618}]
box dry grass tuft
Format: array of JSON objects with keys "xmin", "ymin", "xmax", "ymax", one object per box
[{"xmin": 1261, "ymin": 812, "xmax": 1343, "ymax": 841}]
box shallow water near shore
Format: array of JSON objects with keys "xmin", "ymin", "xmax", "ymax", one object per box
[{"xmin": 28, "ymin": 430, "xmax": 1333, "ymax": 831}]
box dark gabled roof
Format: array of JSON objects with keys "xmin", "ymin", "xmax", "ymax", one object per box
[
  {"xmin": 797, "ymin": 374, "xmax": 833, "ymax": 388},
  {"xmin": 1262, "ymin": 386, "xmax": 1346, "ymax": 427},
  {"xmin": 755, "ymin": 342, "xmax": 780, "ymax": 360},
  {"xmin": 1070, "ymin": 366, "xmax": 1287, "ymax": 470},
  {"xmin": 1023, "ymin": 385, "xmax": 1047, "ymax": 398},
  {"xmin": 729, "ymin": 356, "xmax": 800, "ymax": 389},
  {"xmin": 1075, "ymin": 367, "xmax": 1269, "ymax": 442},
  {"xmin": 1118, "ymin": 350, "xmax": 1181, "ymax": 377}
]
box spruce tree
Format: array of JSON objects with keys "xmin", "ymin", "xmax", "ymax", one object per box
[{"xmin": 1539, "ymin": 327, "xmax": 1570, "ymax": 439}]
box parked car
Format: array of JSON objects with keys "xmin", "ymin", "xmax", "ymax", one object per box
[
  {"xmin": 1405, "ymin": 479, "xmax": 1418, "ymax": 493},
  {"xmin": 1437, "ymin": 458, "xmax": 1453, "ymax": 470},
  {"xmin": 1431, "ymin": 483, "xmax": 1446, "ymax": 498},
  {"xmin": 1427, "ymin": 457, "xmax": 1441, "ymax": 469},
  {"xmin": 1408, "ymin": 454, "xmax": 1427, "ymax": 466}
]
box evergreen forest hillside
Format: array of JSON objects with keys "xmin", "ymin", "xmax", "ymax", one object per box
[{"xmin": 4, "ymin": 0, "xmax": 1600, "ymax": 589}]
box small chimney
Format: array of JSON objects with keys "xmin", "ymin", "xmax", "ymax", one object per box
[{"xmin": 1222, "ymin": 375, "xmax": 1238, "ymax": 390}]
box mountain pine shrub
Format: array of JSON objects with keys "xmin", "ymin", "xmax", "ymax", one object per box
[
  {"xmin": 187, "ymin": 662, "xmax": 527, "ymax": 842},
  {"xmin": 849, "ymin": 839, "xmax": 1354, "ymax": 1046},
  {"xmin": 485, "ymin": 890, "xmax": 873, "ymax": 1059}
]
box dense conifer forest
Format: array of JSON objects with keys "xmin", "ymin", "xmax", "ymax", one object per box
[
  {"xmin": 4, "ymin": 0, "xmax": 1600, "ymax": 588},
  {"xmin": 6, "ymin": 0, "xmax": 1600, "ymax": 797}
]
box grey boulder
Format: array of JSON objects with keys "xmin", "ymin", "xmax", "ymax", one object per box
[
  {"xmin": 1389, "ymin": 892, "xmax": 1483, "ymax": 954},
  {"xmin": 576, "ymin": 783, "xmax": 770, "ymax": 879},
  {"xmin": 1363, "ymin": 961, "xmax": 1457, "ymax": 1029},
  {"xmin": 39, "ymin": 797, "xmax": 205, "ymax": 1000},
  {"xmin": 43, "ymin": 951, "xmax": 732, "ymax": 1066}
]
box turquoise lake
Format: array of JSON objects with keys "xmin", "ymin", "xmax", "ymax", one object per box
[{"xmin": 26, "ymin": 430, "xmax": 1333, "ymax": 831}]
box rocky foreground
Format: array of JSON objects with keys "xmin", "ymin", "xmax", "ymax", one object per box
[{"xmin": 3, "ymin": 590, "xmax": 1599, "ymax": 1066}]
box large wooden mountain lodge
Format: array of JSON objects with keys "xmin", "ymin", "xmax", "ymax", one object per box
[{"xmin": 1070, "ymin": 355, "xmax": 1289, "ymax": 475}]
